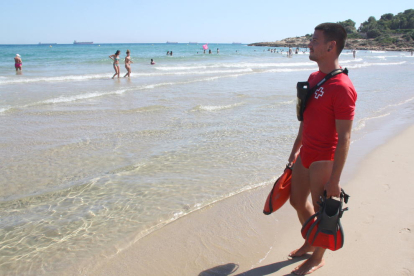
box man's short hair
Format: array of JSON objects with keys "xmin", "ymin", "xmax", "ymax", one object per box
[{"xmin": 315, "ymin": 23, "xmax": 347, "ymax": 55}]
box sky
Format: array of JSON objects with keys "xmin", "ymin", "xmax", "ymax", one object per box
[{"xmin": 1, "ymin": 0, "xmax": 412, "ymax": 44}]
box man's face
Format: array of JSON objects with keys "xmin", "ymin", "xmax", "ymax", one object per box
[{"xmin": 308, "ymin": 30, "xmax": 330, "ymax": 62}]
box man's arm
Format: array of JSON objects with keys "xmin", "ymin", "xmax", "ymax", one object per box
[
  {"xmin": 325, "ymin": 119, "xmax": 353, "ymax": 197},
  {"xmin": 288, "ymin": 122, "xmax": 303, "ymax": 166}
]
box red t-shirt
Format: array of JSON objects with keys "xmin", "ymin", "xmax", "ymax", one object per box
[{"xmin": 302, "ymin": 70, "xmax": 357, "ymax": 152}]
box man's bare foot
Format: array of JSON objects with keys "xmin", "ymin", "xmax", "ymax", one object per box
[
  {"xmin": 289, "ymin": 241, "xmax": 314, "ymax": 257},
  {"xmin": 292, "ymin": 255, "xmax": 324, "ymax": 275}
]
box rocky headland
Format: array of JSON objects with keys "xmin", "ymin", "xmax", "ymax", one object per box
[{"xmin": 248, "ymin": 34, "xmax": 414, "ymax": 51}]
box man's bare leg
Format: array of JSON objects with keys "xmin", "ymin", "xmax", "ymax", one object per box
[
  {"xmin": 292, "ymin": 160, "xmax": 334, "ymax": 273},
  {"xmin": 289, "ymin": 155, "xmax": 315, "ymax": 257}
]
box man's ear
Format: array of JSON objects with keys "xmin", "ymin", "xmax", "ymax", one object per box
[{"xmin": 328, "ymin": 41, "xmax": 337, "ymax": 52}]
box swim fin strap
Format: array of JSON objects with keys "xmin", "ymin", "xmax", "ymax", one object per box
[{"xmin": 301, "ymin": 189, "xmax": 349, "ymax": 251}]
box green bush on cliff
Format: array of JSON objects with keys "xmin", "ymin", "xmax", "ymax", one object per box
[
  {"xmin": 375, "ymin": 34, "xmax": 397, "ymax": 45},
  {"xmin": 348, "ymin": 33, "xmax": 364, "ymax": 39},
  {"xmin": 402, "ymin": 32, "xmax": 414, "ymax": 41},
  {"xmin": 367, "ymin": 29, "xmax": 382, "ymax": 38},
  {"xmin": 359, "ymin": 9, "xmax": 414, "ymax": 32}
]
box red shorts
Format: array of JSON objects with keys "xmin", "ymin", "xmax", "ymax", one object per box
[{"xmin": 300, "ymin": 147, "xmax": 335, "ymax": 169}]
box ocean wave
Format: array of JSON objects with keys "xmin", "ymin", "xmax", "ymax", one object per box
[
  {"xmin": 0, "ymin": 73, "xmax": 109, "ymax": 85},
  {"xmin": 156, "ymin": 62, "xmax": 316, "ymax": 71},
  {"xmin": 175, "ymin": 68, "xmax": 253, "ymax": 75},
  {"xmin": 341, "ymin": 58, "xmax": 363, "ymax": 63},
  {"xmin": 353, "ymin": 113, "xmax": 391, "ymax": 132},
  {"xmin": 279, "ymin": 99, "xmax": 295, "ymax": 105},
  {"xmin": 0, "ymin": 69, "xmax": 252, "ymax": 86},
  {"xmin": 156, "ymin": 66, "xmax": 208, "ymax": 71},
  {"xmin": 347, "ymin": 61, "xmax": 406, "ymax": 69},
  {"xmin": 0, "ymin": 106, "xmax": 12, "ymax": 113},
  {"xmin": 353, "ymin": 95, "xmax": 414, "ymax": 132},
  {"xmin": 1, "ymin": 74, "xmax": 249, "ymax": 113},
  {"xmin": 192, "ymin": 102, "xmax": 244, "ymax": 112},
  {"xmin": 40, "ymin": 89, "xmax": 127, "ymax": 104},
  {"xmin": 118, "ymin": 105, "xmax": 169, "ymax": 114},
  {"xmin": 220, "ymin": 62, "xmax": 315, "ymax": 69},
  {"xmin": 0, "ymin": 89, "xmax": 128, "ymax": 113},
  {"xmin": 265, "ymin": 68, "xmax": 316, "ymax": 73},
  {"xmin": 377, "ymin": 95, "xmax": 414, "ymax": 113}
]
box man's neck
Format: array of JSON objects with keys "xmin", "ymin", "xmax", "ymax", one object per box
[{"xmin": 317, "ymin": 58, "xmax": 340, "ymax": 74}]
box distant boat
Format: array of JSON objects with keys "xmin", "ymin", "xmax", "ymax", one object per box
[
  {"xmin": 232, "ymin": 42, "xmax": 242, "ymax": 44},
  {"xmin": 189, "ymin": 42, "xmax": 198, "ymax": 44},
  {"xmin": 39, "ymin": 42, "xmax": 57, "ymax": 45},
  {"xmin": 74, "ymin": 40, "xmax": 93, "ymax": 45},
  {"xmin": 166, "ymin": 41, "xmax": 178, "ymax": 44}
]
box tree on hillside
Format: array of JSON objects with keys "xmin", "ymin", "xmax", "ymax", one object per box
[
  {"xmin": 380, "ymin": 13, "xmax": 393, "ymax": 21},
  {"xmin": 338, "ymin": 19, "xmax": 357, "ymax": 34},
  {"xmin": 359, "ymin": 16, "xmax": 378, "ymax": 32}
]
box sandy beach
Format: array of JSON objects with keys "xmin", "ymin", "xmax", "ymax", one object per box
[{"xmin": 81, "ymin": 123, "xmax": 414, "ymax": 275}]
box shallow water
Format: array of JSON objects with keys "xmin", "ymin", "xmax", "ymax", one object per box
[{"xmin": 1, "ymin": 44, "xmax": 414, "ymax": 275}]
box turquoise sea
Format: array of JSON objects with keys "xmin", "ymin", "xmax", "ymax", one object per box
[{"xmin": 1, "ymin": 43, "xmax": 414, "ymax": 275}]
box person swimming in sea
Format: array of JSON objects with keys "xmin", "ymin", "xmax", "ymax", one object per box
[
  {"xmin": 150, "ymin": 59, "xmax": 155, "ymax": 65},
  {"xmin": 109, "ymin": 50, "xmax": 121, "ymax": 79},
  {"xmin": 124, "ymin": 50, "xmax": 133, "ymax": 78},
  {"xmin": 14, "ymin": 54, "xmax": 22, "ymax": 71}
]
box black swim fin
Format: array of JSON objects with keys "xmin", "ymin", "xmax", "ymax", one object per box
[{"xmin": 301, "ymin": 189, "xmax": 349, "ymax": 251}]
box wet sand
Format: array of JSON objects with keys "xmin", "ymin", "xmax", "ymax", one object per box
[{"xmin": 83, "ymin": 124, "xmax": 414, "ymax": 276}]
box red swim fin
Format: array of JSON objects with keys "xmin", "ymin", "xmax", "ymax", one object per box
[
  {"xmin": 301, "ymin": 215, "xmax": 344, "ymax": 251},
  {"xmin": 263, "ymin": 164, "xmax": 293, "ymax": 215},
  {"xmin": 300, "ymin": 190, "xmax": 349, "ymax": 251}
]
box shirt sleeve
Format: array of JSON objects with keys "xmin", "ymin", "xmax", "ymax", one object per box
[{"xmin": 333, "ymin": 85, "xmax": 357, "ymax": 120}]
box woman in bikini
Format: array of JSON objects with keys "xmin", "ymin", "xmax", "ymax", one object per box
[
  {"xmin": 124, "ymin": 50, "xmax": 133, "ymax": 78},
  {"xmin": 109, "ymin": 50, "xmax": 121, "ymax": 79}
]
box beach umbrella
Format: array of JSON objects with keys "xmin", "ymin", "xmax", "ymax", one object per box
[{"xmin": 202, "ymin": 44, "xmax": 208, "ymax": 50}]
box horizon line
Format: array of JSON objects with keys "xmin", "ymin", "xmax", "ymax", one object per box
[{"xmin": 0, "ymin": 42, "xmax": 252, "ymax": 46}]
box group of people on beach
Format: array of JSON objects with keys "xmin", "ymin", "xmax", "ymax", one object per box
[{"xmin": 109, "ymin": 50, "xmax": 155, "ymax": 79}]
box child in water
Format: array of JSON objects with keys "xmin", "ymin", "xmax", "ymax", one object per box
[{"xmin": 124, "ymin": 50, "xmax": 133, "ymax": 78}]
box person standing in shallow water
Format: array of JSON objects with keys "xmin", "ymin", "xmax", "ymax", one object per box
[
  {"xmin": 14, "ymin": 54, "xmax": 22, "ymax": 71},
  {"xmin": 109, "ymin": 50, "xmax": 121, "ymax": 79},
  {"xmin": 287, "ymin": 23, "xmax": 357, "ymax": 275},
  {"xmin": 288, "ymin": 47, "xmax": 293, "ymax": 58},
  {"xmin": 124, "ymin": 50, "xmax": 133, "ymax": 78}
]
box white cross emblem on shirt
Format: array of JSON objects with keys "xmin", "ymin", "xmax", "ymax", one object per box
[{"xmin": 315, "ymin": 87, "xmax": 324, "ymax": 99}]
